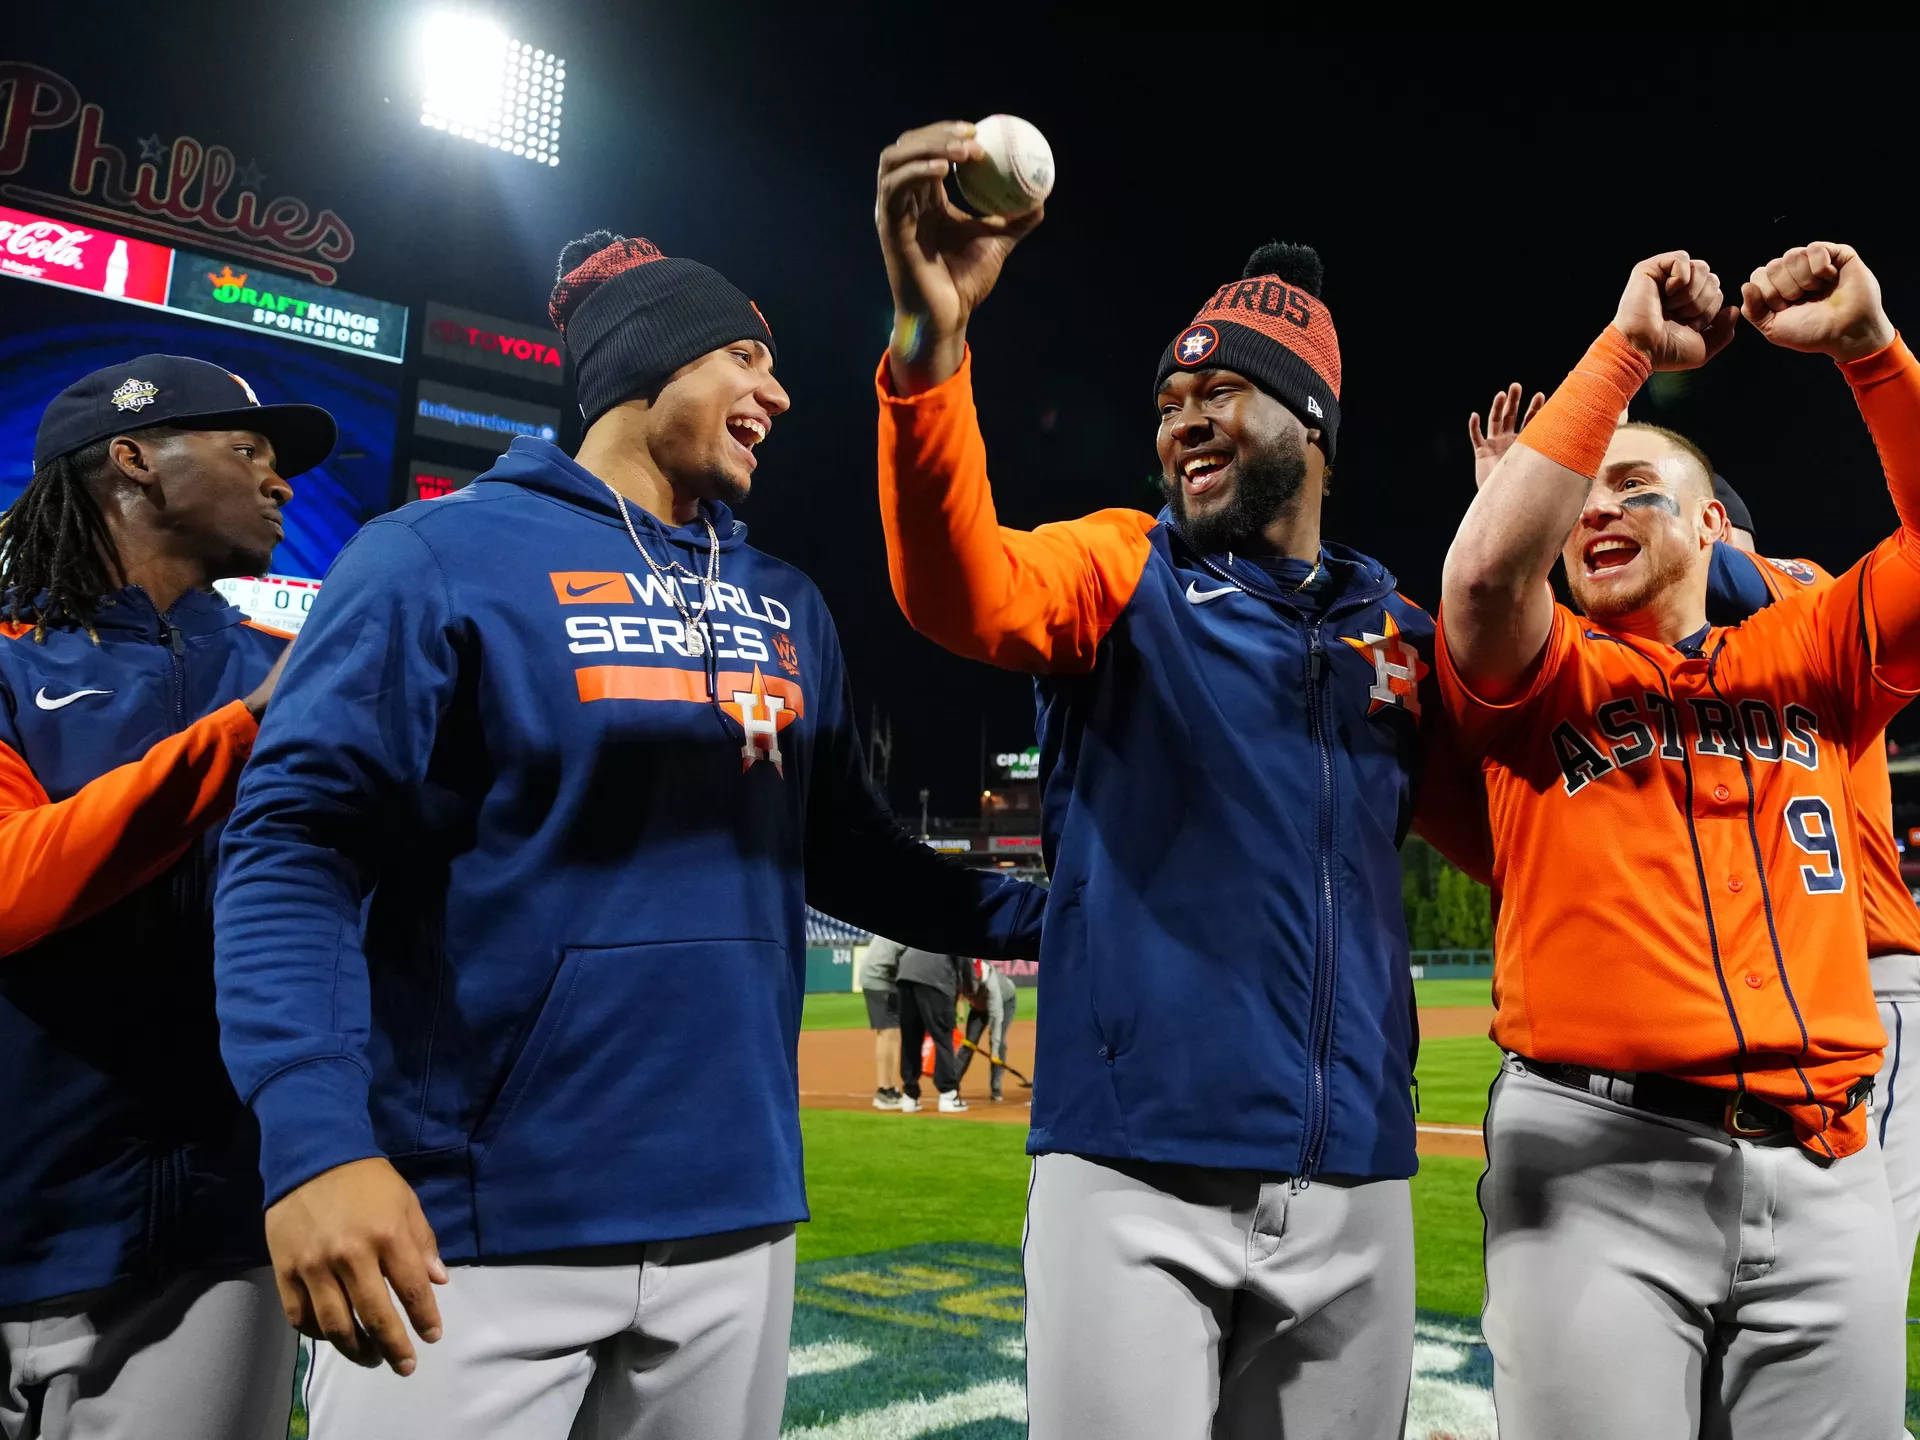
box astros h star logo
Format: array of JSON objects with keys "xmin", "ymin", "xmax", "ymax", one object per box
[
  {"xmin": 1342, "ymin": 614, "xmax": 1427, "ymax": 717},
  {"xmin": 729, "ymin": 665, "xmax": 789, "ymax": 775}
]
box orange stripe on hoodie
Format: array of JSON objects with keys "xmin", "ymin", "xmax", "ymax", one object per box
[
  {"xmin": 875, "ymin": 348, "xmax": 1155, "ymax": 675},
  {"xmin": 0, "ymin": 700, "xmax": 258, "ymax": 957}
]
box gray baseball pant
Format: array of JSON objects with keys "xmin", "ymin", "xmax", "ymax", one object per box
[
  {"xmin": 1872, "ymin": 953, "xmax": 1920, "ymax": 1291},
  {"xmin": 1023, "ymin": 1151, "xmax": 1413, "ymax": 1440},
  {"xmin": 1481, "ymin": 1057, "xmax": 1903, "ymax": 1440},
  {"xmin": 0, "ymin": 1266, "xmax": 294, "ymax": 1440},
  {"xmin": 298, "ymin": 1224, "xmax": 793, "ymax": 1440}
]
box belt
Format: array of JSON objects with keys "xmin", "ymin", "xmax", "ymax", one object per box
[{"xmin": 1512, "ymin": 1056, "xmax": 1824, "ymax": 1139}]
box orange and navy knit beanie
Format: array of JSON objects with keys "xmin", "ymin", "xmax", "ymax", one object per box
[
  {"xmin": 549, "ymin": 230, "xmax": 775, "ymax": 429},
  {"xmin": 1153, "ymin": 242, "xmax": 1342, "ymax": 463}
]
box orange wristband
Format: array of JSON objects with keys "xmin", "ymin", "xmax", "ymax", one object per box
[{"xmin": 1517, "ymin": 325, "xmax": 1652, "ymax": 479}]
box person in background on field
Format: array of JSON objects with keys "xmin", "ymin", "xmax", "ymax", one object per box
[
  {"xmin": 956, "ymin": 959, "xmax": 1019, "ymax": 1102},
  {"xmin": 895, "ymin": 946, "xmax": 970, "ymax": 1113},
  {"xmin": 861, "ymin": 934, "xmax": 905, "ymax": 1109}
]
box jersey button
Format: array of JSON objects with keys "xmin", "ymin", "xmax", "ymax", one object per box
[
  {"xmin": 1745, "ymin": 973, "xmax": 1763, "ymax": 989},
  {"xmin": 1728, "ymin": 876, "xmax": 1745, "ymax": 893},
  {"xmin": 1713, "ymin": 784, "xmax": 1731, "ymax": 802}
]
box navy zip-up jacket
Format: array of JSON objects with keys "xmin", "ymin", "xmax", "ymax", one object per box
[
  {"xmin": 878, "ymin": 354, "xmax": 1461, "ymax": 1180},
  {"xmin": 0, "ymin": 587, "xmax": 284, "ymax": 1306},
  {"xmin": 214, "ymin": 437, "xmax": 1043, "ymax": 1259}
]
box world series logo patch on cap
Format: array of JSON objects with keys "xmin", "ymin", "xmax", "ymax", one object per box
[
  {"xmin": 1175, "ymin": 324, "xmax": 1219, "ymax": 367},
  {"xmin": 111, "ymin": 378, "xmax": 158, "ymax": 412}
]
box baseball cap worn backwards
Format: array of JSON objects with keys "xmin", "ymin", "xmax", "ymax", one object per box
[
  {"xmin": 549, "ymin": 229, "xmax": 776, "ymax": 431},
  {"xmin": 1154, "ymin": 242, "xmax": 1343, "ymax": 463},
  {"xmin": 34, "ymin": 355, "xmax": 338, "ymax": 477}
]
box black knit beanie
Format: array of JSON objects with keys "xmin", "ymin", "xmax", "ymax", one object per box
[
  {"xmin": 549, "ymin": 230, "xmax": 775, "ymax": 429},
  {"xmin": 1153, "ymin": 242, "xmax": 1342, "ymax": 463}
]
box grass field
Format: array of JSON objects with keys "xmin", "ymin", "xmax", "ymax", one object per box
[
  {"xmin": 800, "ymin": 976, "xmax": 1492, "ymax": 1034},
  {"xmin": 794, "ymin": 979, "xmax": 1920, "ymax": 1432}
]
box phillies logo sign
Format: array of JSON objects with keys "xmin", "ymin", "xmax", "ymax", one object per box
[
  {"xmin": 0, "ymin": 62, "xmax": 355, "ymax": 284},
  {"xmin": 428, "ymin": 317, "xmax": 562, "ymax": 370}
]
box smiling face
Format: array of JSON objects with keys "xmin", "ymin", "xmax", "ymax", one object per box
[
  {"xmin": 646, "ymin": 339, "xmax": 789, "ymax": 507},
  {"xmin": 1154, "ymin": 367, "xmax": 1322, "ymax": 553},
  {"xmin": 1563, "ymin": 426, "xmax": 1723, "ymax": 625},
  {"xmin": 113, "ymin": 426, "xmax": 293, "ymax": 580}
]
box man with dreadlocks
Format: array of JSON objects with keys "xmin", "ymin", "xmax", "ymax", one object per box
[
  {"xmin": 213, "ymin": 229, "xmax": 1043, "ymax": 1439},
  {"xmin": 0, "ymin": 355, "xmax": 335, "ymax": 1439}
]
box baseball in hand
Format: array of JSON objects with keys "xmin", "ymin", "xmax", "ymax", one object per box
[{"xmin": 955, "ymin": 115, "xmax": 1054, "ymax": 217}]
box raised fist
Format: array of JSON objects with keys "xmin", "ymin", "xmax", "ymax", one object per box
[
  {"xmin": 1611, "ymin": 251, "xmax": 1738, "ymax": 372},
  {"xmin": 1742, "ymin": 243, "xmax": 1894, "ymax": 364}
]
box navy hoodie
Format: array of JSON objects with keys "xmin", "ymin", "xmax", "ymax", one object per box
[
  {"xmin": 215, "ymin": 437, "xmax": 1042, "ymax": 1258},
  {"xmin": 879, "ymin": 355, "xmax": 1462, "ymax": 1183},
  {"xmin": 0, "ymin": 587, "xmax": 283, "ymax": 1306}
]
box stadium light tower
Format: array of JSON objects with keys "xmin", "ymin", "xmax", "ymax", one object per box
[{"xmin": 418, "ymin": 11, "xmax": 566, "ymax": 167}]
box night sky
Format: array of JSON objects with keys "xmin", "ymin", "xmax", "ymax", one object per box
[{"xmin": 14, "ymin": 14, "xmax": 1920, "ymax": 813}]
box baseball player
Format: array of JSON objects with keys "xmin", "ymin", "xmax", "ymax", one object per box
[
  {"xmin": 1704, "ymin": 472, "xmax": 1920, "ymax": 1320},
  {"xmin": 213, "ymin": 230, "xmax": 1044, "ymax": 1439},
  {"xmin": 955, "ymin": 960, "xmax": 1017, "ymax": 1101},
  {"xmin": 1470, "ymin": 389, "xmax": 1920, "ymax": 1357},
  {"xmin": 0, "ymin": 356, "xmax": 331, "ymax": 1439},
  {"xmin": 874, "ymin": 120, "xmax": 1480, "ymax": 1439},
  {"xmin": 1440, "ymin": 241, "xmax": 1917, "ymax": 1438}
]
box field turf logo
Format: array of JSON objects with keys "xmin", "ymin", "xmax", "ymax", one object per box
[{"xmin": 781, "ymin": 1243, "xmax": 1496, "ymax": 1438}]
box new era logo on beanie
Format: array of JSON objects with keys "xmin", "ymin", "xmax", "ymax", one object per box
[
  {"xmin": 549, "ymin": 229, "xmax": 776, "ymax": 431},
  {"xmin": 1154, "ymin": 241, "xmax": 1342, "ymax": 464}
]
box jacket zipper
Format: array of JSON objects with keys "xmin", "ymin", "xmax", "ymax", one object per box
[
  {"xmin": 164, "ymin": 616, "xmax": 186, "ymax": 731},
  {"xmin": 1298, "ymin": 621, "xmax": 1339, "ymax": 1181}
]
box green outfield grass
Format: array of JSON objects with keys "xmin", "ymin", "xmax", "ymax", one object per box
[
  {"xmin": 802, "ymin": 977, "xmax": 1487, "ymax": 1034},
  {"xmin": 1412, "ymin": 977, "xmax": 1493, "ymax": 1008}
]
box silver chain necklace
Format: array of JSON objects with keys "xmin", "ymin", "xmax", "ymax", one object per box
[{"xmin": 605, "ymin": 483, "xmax": 720, "ymax": 656}]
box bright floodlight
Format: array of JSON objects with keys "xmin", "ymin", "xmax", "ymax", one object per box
[{"xmin": 419, "ymin": 12, "xmax": 566, "ymax": 167}]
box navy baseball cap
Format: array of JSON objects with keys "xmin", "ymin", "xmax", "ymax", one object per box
[
  {"xmin": 1712, "ymin": 473, "xmax": 1756, "ymax": 540},
  {"xmin": 33, "ymin": 354, "xmax": 338, "ymax": 477}
]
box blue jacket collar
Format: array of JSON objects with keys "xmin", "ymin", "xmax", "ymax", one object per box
[
  {"xmin": 1157, "ymin": 508, "xmax": 1397, "ymax": 613},
  {"xmin": 68, "ymin": 585, "xmax": 245, "ymax": 639},
  {"xmin": 483, "ymin": 437, "xmax": 747, "ymax": 554}
]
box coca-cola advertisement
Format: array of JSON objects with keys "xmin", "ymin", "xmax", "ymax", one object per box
[{"xmin": 0, "ymin": 202, "xmax": 169, "ymax": 304}]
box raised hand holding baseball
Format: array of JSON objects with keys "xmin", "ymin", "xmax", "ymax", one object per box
[
  {"xmin": 1611, "ymin": 251, "xmax": 1738, "ymax": 372},
  {"xmin": 876, "ymin": 120, "xmax": 1045, "ymax": 393},
  {"xmin": 1741, "ymin": 242, "xmax": 1895, "ymax": 363}
]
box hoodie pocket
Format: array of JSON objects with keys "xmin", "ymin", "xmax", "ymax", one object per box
[{"xmin": 466, "ymin": 938, "xmax": 799, "ymax": 1235}]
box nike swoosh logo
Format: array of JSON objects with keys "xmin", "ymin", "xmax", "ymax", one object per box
[
  {"xmin": 566, "ymin": 580, "xmax": 613, "ymax": 597},
  {"xmin": 1185, "ymin": 581, "xmax": 1238, "ymax": 604},
  {"xmin": 35, "ymin": 687, "xmax": 113, "ymax": 711}
]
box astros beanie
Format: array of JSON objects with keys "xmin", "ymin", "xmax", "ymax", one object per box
[
  {"xmin": 549, "ymin": 230, "xmax": 775, "ymax": 429},
  {"xmin": 1153, "ymin": 242, "xmax": 1342, "ymax": 463}
]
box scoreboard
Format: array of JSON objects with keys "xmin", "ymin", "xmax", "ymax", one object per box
[{"xmin": 212, "ymin": 574, "xmax": 322, "ymax": 636}]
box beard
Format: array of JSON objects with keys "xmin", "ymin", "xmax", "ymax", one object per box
[
  {"xmin": 1165, "ymin": 428, "xmax": 1308, "ymax": 555},
  {"xmin": 1566, "ymin": 543, "xmax": 1690, "ymax": 622}
]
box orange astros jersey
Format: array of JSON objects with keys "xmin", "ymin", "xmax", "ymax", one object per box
[
  {"xmin": 1438, "ymin": 535, "xmax": 1920, "ymax": 1157},
  {"xmin": 1740, "ymin": 550, "xmax": 1920, "ymax": 961}
]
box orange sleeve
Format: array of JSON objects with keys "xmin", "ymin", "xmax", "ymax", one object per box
[
  {"xmin": 0, "ymin": 700, "xmax": 258, "ymax": 957},
  {"xmin": 1413, "ymin": 716, "xmax": 1494, "ymax": 886},
  {"xmin": 876, "ymin": 348, "xmax": 1155, "ymax": 675},
  {"xmin": 1435, "ymin": 603, "xmax": 1577, "ymax": 750}
]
